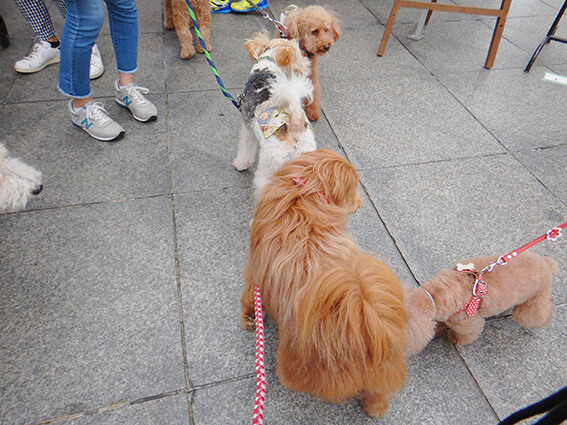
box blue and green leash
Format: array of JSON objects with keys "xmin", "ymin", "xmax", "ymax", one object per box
[{"xmin": 184, "ymin": 0, "xmax": 240, "ymax": 109}]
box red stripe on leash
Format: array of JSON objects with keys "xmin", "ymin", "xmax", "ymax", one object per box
[{"xmin": 253, "ymin": 283, "xmax": 266, "ymax": 425}]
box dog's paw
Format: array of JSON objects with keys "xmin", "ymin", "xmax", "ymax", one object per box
[
  {"xmin": 233, "ymin": 157, "xmax": 253, "ymax": 171},
  {"xmin": 180, "ymin": 45, "xmax": 196, "ymax": 59},
  {"xmin": 241, "ymin": 314, "xmax": 255, "ymax": 330},
  {"xmin": 304, "ymin": 104, "xmax": 320, "ymax": 122},
  {"xmin": 360, "ymin": 393, "xmax": 389, "ymax": 418},
  {"xmin": 446, "ymin": 328, "xmax": 476, "ymax": 346},
  {"xmin": 163, "ymin": 19, "xmax": 174, "ymax": 30}
]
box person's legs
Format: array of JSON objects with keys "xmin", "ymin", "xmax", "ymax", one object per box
[
  {"xmin": 104, "ymin": 0, "xmax": 138, "ymax": 76},
  {"xmin": 58, "ymin": 0, "xmax": 104, "ymax": 101},
  {"xmin": 13, "ymin": 0, "xmax": 61, "ymax": 72},
  {"xmin": 59, "ymin": 0, "xmax": 124, "ymax": 141},
  {"xmin": 51, "ymin": 0, "xmax": 67, "ymax": 19},
  {"xmin": 13, "ymin": 0, "xmax": 58, "ymax": 41},
  {"xmin": 106, "ymin": 0, "xmax": 157, "ymax": 122}
]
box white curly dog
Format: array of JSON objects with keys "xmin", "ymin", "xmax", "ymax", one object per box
[{"xmin": 0, "ymin": 143, "xmax": 42, "ymax": 213}]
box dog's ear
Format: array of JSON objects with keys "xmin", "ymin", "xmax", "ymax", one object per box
[
  {"xmin": 245, "ymin": 31, "xmax": 270, "ymax": 60},
  {"xmin": 312, "ymin": 150, "xmax": 360, "ymax": 208},
  {"xmin": 329, "ymin": 11, "xmax": 341, "ymax": 42},
  {"xmin": 284, "ymin": 11, "xmax": 300, "ymax": 40},
  {"xmin": 276, "ymin": 43, "xmax": 294, "ymax": 68}
]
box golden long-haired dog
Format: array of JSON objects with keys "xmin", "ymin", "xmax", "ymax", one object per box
[
  {"xmin": 240, "ymin": 149, "xmax": 407, "ymax": 417},
  {"xmin": 163, "ymin": 0, "xmax": 211, "ymax": 59},
  {"xmin": 282, "ymin": 5, "xmax": 341, "ymax": 121}
]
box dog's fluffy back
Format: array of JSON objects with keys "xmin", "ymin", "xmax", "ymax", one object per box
[
  {"xmin": 285, "ymin": 253, "xmax": 407, "ymax": 402},
  {"xmin": 244, "ymin": 149, "xmax": 407, "ymax": 411}
]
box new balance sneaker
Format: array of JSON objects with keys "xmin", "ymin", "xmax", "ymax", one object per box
[
  {"xmin": 90, "ymin": 44, "xmax": 104, "ymax": 80},
  {"xmin": 210, "ymin": 0, "xmax": 231, "ymax": 13},
  {"xmin": 69, "ymin": 100, "xmax": 125, "ymax": 142},
  {"xmin": 114, "ymin": 80, "xmax": 158, "ymax": 122},
  {"xmin": 14, "ymin": 39, "xmax": 60, "ymax": 73},
  {"xmin": 230, "ymin": 0, "xmax": 268, "ymax": 12}
]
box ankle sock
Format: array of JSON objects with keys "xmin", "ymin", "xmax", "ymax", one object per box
[{"xmin": 47, "ymin": 39, "xmax": 60, "ymax": 49}]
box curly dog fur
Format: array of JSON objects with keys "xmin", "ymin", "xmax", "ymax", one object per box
[
  {"xmin": 0, "ymin": 143, "xmax": 42, "ymax": 213},
  {"xmin": 283, "ymin": 5, "xmax": 340, "ymax": 121},
  {"xmin": 405, "ymin": 252, "xmax": 558, "ymax": 354},
  {"xmin": 163, "ymin": 0, "xmax": 211, "ymax": 59}
]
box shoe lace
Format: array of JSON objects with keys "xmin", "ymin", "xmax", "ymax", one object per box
[
  {"xmin": 85, "ymin": 102, "xmax": 111, "ymax": 125},
  {"xmin": 124, "ymin": 85, "xmax": 150, "ymax": 106},
  {"xmin": 24, "ymin": 39, "xmax": 49, "ymax": 60}
]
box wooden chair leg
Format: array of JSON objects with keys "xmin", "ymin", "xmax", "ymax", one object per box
[
  {"xmin": 378, "ymin": 0, "xmax": 403, "ymax": 56},
  {"xmin": 424, "ymin": 0, "xmax": 437, "ymax": 25},
  {"xmin": 484, "ymin": 0, "xmax": 512, "ymax": 68}
]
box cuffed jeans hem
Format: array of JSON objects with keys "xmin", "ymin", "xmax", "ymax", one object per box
[
  {"xmin": 58, "ymin": 85, "xmax": 92, "ymax": 99},
  {"xmin": 116, "ymin": 66, "xmax": 138, "ymax": 74}
]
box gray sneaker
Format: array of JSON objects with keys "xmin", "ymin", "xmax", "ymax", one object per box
[
  {"xmin": 69, "ymin": 100, "xmax": 125, "ymax": 142},
  {"xmin": 115, "ymin": 80, "xmax": 158, "ymax": 122}
]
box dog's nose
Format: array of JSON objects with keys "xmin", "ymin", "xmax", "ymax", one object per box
[
  {"xmin": 324, "ymin": 44, "xmax": 330, "ymax": 51},
  {"xmin": 31, "ymin": 185, "xmax": 43, "ymax": 196}
]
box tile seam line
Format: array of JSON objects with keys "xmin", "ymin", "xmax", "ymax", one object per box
[
  {"xmin": 164, "ymin": 85, "xmax": 196, "ymax": 424},
  {"xmin": 453, "ymin": 345, "xmax": 503, "ymax": 423},
  {"xmin": 162, "ymin": 26, "xmax": 193, "ymax": 425},
  {"xmin": 25, "ymin": 389, "xmax": 190, "ymax": 425},
  {"xmin": 321, "ymin": 106, "xmax": 420, "ymax": 285}
]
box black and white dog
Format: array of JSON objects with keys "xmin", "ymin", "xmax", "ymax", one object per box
[{"xmin": 233, "ymin": 31, "xmax": 316, "ymax": 200}]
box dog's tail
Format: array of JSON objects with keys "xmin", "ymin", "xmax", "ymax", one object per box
[
  {"xmin": 270, "ymin": 75, "xmax": 313, "ymax": 139},
  {"xmin": 292, "ymin": 253, "xmax": 407, "ymax": 401}
]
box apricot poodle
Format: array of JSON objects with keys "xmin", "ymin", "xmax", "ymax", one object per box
[
  {"xmin": 283, "ymin": 5, "xmax": 340, "ymax": 121},
  {"xmin": 405, "ymin": 252, "xmax": 558, "ymax": 354}
]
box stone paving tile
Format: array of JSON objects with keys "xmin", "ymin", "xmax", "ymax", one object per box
[
  {"xmin": 323, "ymin": 70, "xmax": 505, "ymax": 170},
  {"xmin": 514, "ymin": 145, "xmax": 567, "ymax": 205},
  {"xmin": 458, "ymin": 305, "xmax": 567, "ymax": 419},
  {"xmin": 437, "ymin": 69, "xmax": 567, "ymax": 151},
  {"xmin": 0, "ymin": 198, "xmax": 185, "ymax": 425}
]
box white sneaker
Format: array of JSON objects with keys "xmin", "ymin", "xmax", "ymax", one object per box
[
  {"xmin": 69, "ymin": 100, "xmax": 125, "ymax": 142},
  {"xmin": 115, "ymin": 80, "xmax": 158, "ymax": 122},
  {"xmin": 14, "ymin": 40, "xmax": 60, "ymax": 73},
  {"xmin": 90, "ymin": 44, "xmax": 104, "ymax": 80}
]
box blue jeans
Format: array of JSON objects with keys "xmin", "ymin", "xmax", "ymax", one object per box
[{"xmin": 58, "ymin": 0, "xmax": 138, "ymax": 99}]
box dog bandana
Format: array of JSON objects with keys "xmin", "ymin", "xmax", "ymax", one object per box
[{"xmin": 254, "ymin": 100, "xmax": 309, "ymax": 139}]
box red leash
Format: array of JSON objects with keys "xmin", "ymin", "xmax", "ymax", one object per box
[
  {"xmin": 456, "ymin": 221, "xmax": 566, "ymax": 316},
  {"xmin": 253, "ymin": 283, "xmax": 266, "ymax": 425},
  {"xmin": 498, "ymin": 222, "xmax": 566, "ymax": 265}
]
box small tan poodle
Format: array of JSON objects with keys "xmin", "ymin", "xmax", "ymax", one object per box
[
  {"xmin": 163, "ymin": 0, "xmax": 211, "ymax": 59},
  {"xmin": 282, "ymin": 5, "xmax": 340, "ymax": 121},
  {"xmin": 404, "ymin": 252, "xmax": 558, "ymax": 354},
  {"xmin": 0, "ymin": 143, "xmax": 42, "ymax": 213},
  {"xmin": 241, "ymin": 149, "xmax": 408, "ymax": 417}
]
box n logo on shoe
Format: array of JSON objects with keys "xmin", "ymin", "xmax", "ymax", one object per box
[
  {"xmin": 122, "ymin": 96, "xmax": 132, "ymax": 106},
  {"xmin": 81, "ymin": 118, "xmax": 94, "ymax": 129}
]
